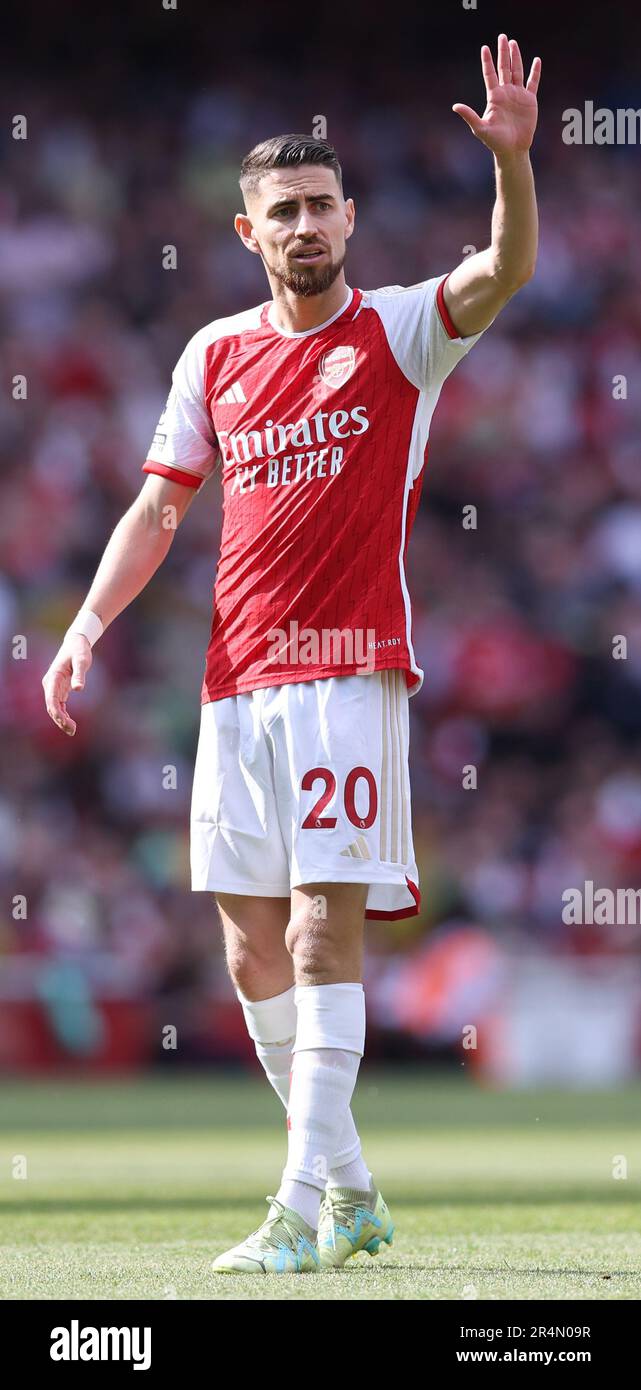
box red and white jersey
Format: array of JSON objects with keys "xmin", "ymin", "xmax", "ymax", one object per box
[{"xmin": 143, "ymin": 275, "xmax": 488, "ymax": 704}]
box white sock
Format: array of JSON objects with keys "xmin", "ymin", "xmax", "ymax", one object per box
[
  {"xmin": 273, "ymin": 1177, "xmax": 323, "ymax": 1229},
  {"xmin": 276, "ymin": 1048, "xmax": 362, "ymax": 1228},
  {"xmin": 237, "ymin": 984, "xmax": 366, "ymax": 1168},
  {"xmin": 276, "ymin": 983, "xmax": 366, "ymax": 1227},
  {"xmin": 328, "ymin": 1154, "xmax": 372, "ymax": 1192},
  {"xmin": 236, "ymin": 985, "xmax": 296, "ymax": 1107}
]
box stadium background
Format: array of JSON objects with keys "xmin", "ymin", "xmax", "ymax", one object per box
[{"xmin": 2, "ymin": 0, "xmax": 641, "ymax": 1086}]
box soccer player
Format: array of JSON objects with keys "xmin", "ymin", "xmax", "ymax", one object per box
[{"xmin": 42, "ymin": 35, "xmax": 541, "ymax": 1273}]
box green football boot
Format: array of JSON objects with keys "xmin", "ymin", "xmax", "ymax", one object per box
[
  {"xmin": 212, "ymin": 1196, "xmax": 320, "ymax": 1273},
  {"xmin": 318, "ymin": 1184, "xmax": 395, "ymax": 1268}
]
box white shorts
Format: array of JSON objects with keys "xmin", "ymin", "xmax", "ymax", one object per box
[{"xmin": 190, "ymin": 668, "xmax": 420, "ymax": 920}]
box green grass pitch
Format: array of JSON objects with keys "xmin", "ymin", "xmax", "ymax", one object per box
[{"xmin": 0, "ymin": 1069, "xmax": 639, "ymax": 1300}]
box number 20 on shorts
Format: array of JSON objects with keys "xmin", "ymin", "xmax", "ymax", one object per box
[{"xmin": 301, "ymin": 766, "xmax": 378, "ymax": 831}]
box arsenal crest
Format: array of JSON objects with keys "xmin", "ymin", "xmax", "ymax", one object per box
[{"xmin": 318, "ymin": 345, "xmax": 356, "ymax": 389}]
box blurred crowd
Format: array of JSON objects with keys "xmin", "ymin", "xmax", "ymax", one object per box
[{"xmin": 2, "ymin": 43, "xmax": 641, "ymax": 1064}]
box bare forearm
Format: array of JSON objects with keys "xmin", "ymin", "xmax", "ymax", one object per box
[
  {"xmin": 84, "ymin": 501, "xmax": 175, "ymax": 631},
  {"xmin": 490, "ymin": 150, "xmax": 538, "ymax": 288},
  {"xmin": 43, "ymin": 474, "xmax": 197, "ymax": 736},
  {"xmin": 443, "ymin": 151, "xmax": 537, "ymax": 334}
]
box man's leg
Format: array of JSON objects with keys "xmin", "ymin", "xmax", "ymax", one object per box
[
  {"xmin": 215, "ymin": 891, "xmax": 369, "ymax": 1182},
  {"xmin": 216, "ymin": 892, "xmax": 295, "ymax": 1107},
  {"xmin": 272, "ymin": 881, "xmax": 371, "ymax": 1229}
]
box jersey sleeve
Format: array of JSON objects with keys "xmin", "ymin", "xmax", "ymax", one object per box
[
  {"xmin": 370, "ymin": 273, "xmax": 492, "ymax": 395},
  {"xmin": 143, "ymin": 329, "xmax": 219, "ymax": 489}
]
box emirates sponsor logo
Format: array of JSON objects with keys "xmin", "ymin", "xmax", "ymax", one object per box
[
  {"xmin": 218, "ymin": 405, "xmax": 369, "ymax": 465},
  {"xmin": 318, "ymin": 344, "xmax": 356, "ymax": 388}
]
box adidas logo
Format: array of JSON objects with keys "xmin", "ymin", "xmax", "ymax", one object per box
[
  {"xmin": 218, "ymin": 381, "xmax": 246, "ymax": 405},
  {"xmin": 340, "ymin": 834, "xmax": 371, "ymax": 861}
]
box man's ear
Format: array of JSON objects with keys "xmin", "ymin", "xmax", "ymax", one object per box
[{"xmin": 234, "ymin": 212, "xmax": 261, "ymax": 255}]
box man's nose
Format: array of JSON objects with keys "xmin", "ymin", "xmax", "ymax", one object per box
[{"xmin": 293, "ymin": 211, "xmax": 319, "ymax": 236}]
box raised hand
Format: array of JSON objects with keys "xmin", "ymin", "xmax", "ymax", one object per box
[{"xmin": 452, "ymin": 34, "xmax": 541, "ymax": 157}]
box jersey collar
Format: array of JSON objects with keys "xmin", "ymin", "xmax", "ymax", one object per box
[{"xmin": 265, "ymin": 286, "xmax": 362, "ymax": 338}]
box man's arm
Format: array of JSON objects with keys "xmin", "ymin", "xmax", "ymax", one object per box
[
  {"xmin": 42, "ymin": 473, "xmax": 198, "ymax": 736},
  {"xmin": 442, "ymin": 34, "xmax": 542, "ymax": 337}
]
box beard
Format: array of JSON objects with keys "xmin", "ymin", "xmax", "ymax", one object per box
[{"xmin": 269, "ymin": 250, "xmax": 346, "ymax": 298}]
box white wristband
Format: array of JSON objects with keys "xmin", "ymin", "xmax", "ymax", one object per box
[{"xmin": 65, "ymin": 609, "xmax": 104, "ymax": 648}]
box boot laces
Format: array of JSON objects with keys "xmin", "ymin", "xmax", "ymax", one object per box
[{"xmin": 246, "ymin": 1197, "xmax": 302, "ymax": 1252}]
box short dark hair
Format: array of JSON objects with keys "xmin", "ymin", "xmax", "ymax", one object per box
[{"xmin": 239, "ymin": 133, "xmax": 343, "ymax": 204}]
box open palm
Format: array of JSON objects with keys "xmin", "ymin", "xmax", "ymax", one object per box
[{"xmin": 453, "ymin": 35, "xmax": 541, "ymax": 157}]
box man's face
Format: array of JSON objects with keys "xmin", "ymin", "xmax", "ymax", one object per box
[{"xmin": 238, "ymin": 166, "xmax": 354, "ymax": 298}]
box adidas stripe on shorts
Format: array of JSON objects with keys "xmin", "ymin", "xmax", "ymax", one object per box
[{"xmin": 190, "ymin": 669, "xmax": 420, "ymax": 920}]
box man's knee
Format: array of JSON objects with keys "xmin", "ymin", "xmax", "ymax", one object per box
[
  {"xmin": 285, "ymin": 885, "xmax": 367, "ymax": 984},
  {"xmin": 223, "ymin": 933, "xmax": 278, "ymax": 995},
  {"xmin": 215, "ymin": 896, "xmax": 291, "ymax": 998},
  {"xmin": 285, "ymin": 905, "xmax": 342, "ymax": 983}
]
